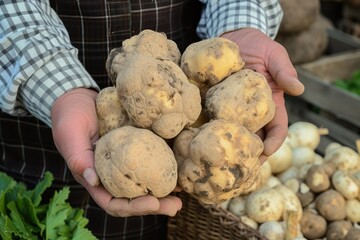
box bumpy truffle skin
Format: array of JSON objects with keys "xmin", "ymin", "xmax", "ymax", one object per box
[
  {"xmin": 95, "ymin": 86, "xmax": 131, "ymax": 136},
  {"xmin": 205, "ymin": 69, "xmax": 275, "ymax": 133},
  {"xmin": 122, "ymin": 29, "xmax": 181, "ymax": 63},
  {"xmin": 94, "ymin": 126, "xmax": 178, "ymax": 199},
  {"xmin": 180, "ymin": 37, "xmax": 244, "ymax": 98},
  {"xmin": 106, "ymin": 29, "xmax": 181, "ymax": 83},
  {"xmin": 116, "ymin": 54, "xmax": 202, "ymax": 139},
  {"xmin": 173, "ymin": 119, "xmax": 263, "ymax": 204}
]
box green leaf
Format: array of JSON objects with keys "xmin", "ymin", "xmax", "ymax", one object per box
[
  {"xmin": 0, "ymin": 214, "xmax": 13, "ymax": 240},
  {"xmin": 64, "ymin": 207, "xmax": 96, "ymax": 239},
  {"xmin": 0, "ymin": 171, "xmax": 96, "ymax": 240},
  {"xmin": 0, "ymin": 192, "xmax": 7, "ymax": 214},
  {"xmin": 68, "ymin": 208, "xmax": 89, "ymax": 230},
  {"xmin": 72, "ymin": 226, "xmax": 98, "ymax": 240},
  {"xmin": 57, "ymin": 224, "xmax": 71, "ymax": 237},
  {"xmin": 56, "ymin": 237, "xmax": 70, "ymax": 240},
  {"xmin": 4, "ymin": 181, "xmax": 27, "ymax": 204},
  {"xmin": 350, "ymin": 70, "xmax": 360, "ymax": 80},
  {"xmin": 7, "ymin": 201, "xmax": 38, "ymax": 240},
  {"xmin": 25, "ymin": 171, "xmax": 53, "ymax": 207},
  {"xmin": 0, "ymin": 172, "xmax": 17, "ymax": 192},
  {"xmin": 45, "ymin": 187, "xmax": 70, "ymax": 240},
  {"xmin": 334, "ymin": 69, "xmax": 360, "ymax": 96},
  {"xmin": 16, "ymin": 195, "xmax": 45, "ymax": 234},
  {"xmin": 334, "ymin": 79, "xmax": 348, "ymax": 89}
]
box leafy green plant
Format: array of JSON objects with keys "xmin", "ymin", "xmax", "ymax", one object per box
[
  {"xmin": 334, "ymin": 70, "xmax": 360, "ymax": 96},
  {"xmin": 0, "ymin": 171, "xmax": 97, "ymax": 240}
]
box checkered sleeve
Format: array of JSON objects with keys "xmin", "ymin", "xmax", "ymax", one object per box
[
  {"xmin": 197, "ymin": 0, "xmax": 283, "ymax": 39},
  {"xmin": 0, "ymin": 0, "xmax": 99, "ymax": 126}
]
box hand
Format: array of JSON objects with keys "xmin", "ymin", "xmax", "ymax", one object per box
[
  {"xmin": 221, "ymin": 28, "xmax": 305, "ymax": 163},
  {"xmin": 51, "ymin": 88, "xmax": 182, "ymax": 217}
]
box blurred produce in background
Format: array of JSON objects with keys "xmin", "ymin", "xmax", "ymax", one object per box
[{"xmin": 276, "ymin": 0, "xmax": 360, "ymax": 64}]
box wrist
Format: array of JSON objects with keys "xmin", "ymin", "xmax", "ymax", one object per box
[
  {"xmin": 221, "ymin": 28, "xmax": 265, "ymax": 41},
  {"xmin": 51, "ymin": 88, "xmax": 98, "ymax": 126}
]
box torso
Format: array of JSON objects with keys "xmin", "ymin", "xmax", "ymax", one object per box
[{"xmin": 0, "ymin": 1, "xmax": 201, "ymax": 239}]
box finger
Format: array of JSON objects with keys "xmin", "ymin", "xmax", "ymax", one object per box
[
  {"xmin": 107, "ymin": 195, "xmax": 161, "ymax": 217},
  {"xmin": 51, "ymin": 89, "xmax": 99, "ymax": 176},
  {"xmin": 82, "ymin": 181, "xmax": 160, "ymax": 217},
  {"xmin": 107, "ymin": 195, "xmax": 182, "ymax": 217},
  {"xmin": 262, "ymin": 97, "xmax": 288, "ymax": 158},
  {"xmin": 86, "ymin": 183, "xmax": 182, "ymax": 217},
  {"xmin": 273, "ymin": 70, "xmax": 305, "ymax": 96},
  {"xmin": 267, "ymin": 44, "xmax": 305, "ymax": 96},
  {"xmin": 83, "ymin": 184, "xmax": 120, "ymax": 215},
  {"xmin": 83, "ymin": 167, "xmax": 100, "ymax": 187},
  {"xmin": 157, "ymin": 195, "xmax": 183, "ymax": 216},
  {"xmin": 173, "ymin": 186, "xmax": 182, "ymax": 192},
  {"xmin": 256, "ymin": 130, "xmax": 268, "ymax": 165},
  {"xmin": 259, "ymin": 154, "xmax": 268, "ymax": 165},
  {"xmin": 53, "ymin": 125, "xmax": 95, "ymax": 171},
  {"xmin": 255, "ymin": 128, "xmax": 266, "ymax": 141}
]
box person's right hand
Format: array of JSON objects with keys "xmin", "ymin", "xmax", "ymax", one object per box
[{"xmin": 51, "ymin": 87, "xmax": 182, "ymax": 217}]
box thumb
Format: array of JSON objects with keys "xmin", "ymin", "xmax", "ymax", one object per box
[
  {"xmin": 267, "ymin": 45, "xmax": 305, "ymax": 96},
  {"xmin": 83, "ymin": 167, "xmax": 100, "ymax": 187},
  {"xmin": 53, "ymin": 125, "xmax": 99, "ymax": 187},
  {"xmin": 272, "ymin": 69, "xmax": 305, "ymax": 96},
  {"xmin": 51, "ymin": 88, "xmax": 100, "ymax": 186}
]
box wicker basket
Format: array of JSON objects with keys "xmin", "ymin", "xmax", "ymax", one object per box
[{"xmin": 167, "ymin": 192, "xmax": 267, "ymax": 240}]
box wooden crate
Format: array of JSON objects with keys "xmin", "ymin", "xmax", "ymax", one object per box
[
  {"xmin": 323, "ymin": 28, "xmax": 360, "ymax": 54},
  {"xmin": 286, "ymin": 30, "xmax": 360, "ymax": 154}
]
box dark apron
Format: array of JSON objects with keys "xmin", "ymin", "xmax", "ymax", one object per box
[{"xmin": 0, "ymin": 1, "xmax": 201, "ymax": 239}]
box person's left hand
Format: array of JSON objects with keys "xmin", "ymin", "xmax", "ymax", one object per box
[{"xmin": 222, "ymin": 28, "xmax": 305, "ymax": 163}]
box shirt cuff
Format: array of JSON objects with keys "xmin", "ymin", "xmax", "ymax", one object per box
[
  {"xmin": 20, "ymin": 50, "xmax": 99, "ymax": 127},
  {"xmin": 197, "ymin": 0, "xmax": 283, "ymax": 40}
]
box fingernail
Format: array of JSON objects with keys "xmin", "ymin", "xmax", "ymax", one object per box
[
  {"xmin": 293, "ymin": 77, "xmax": 305, "ymax": 93},
  {"xmin": 83, "ymin": 168, "xmax": 99, "ymax": 187}
]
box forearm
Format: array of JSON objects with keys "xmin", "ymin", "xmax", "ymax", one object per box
[
  {"xmin": 0, "ymin": 0, "xmax": 99, "ymax": 126},
  {"xmin": 197, "ymin": 0, "xmax": 283, "ymax": 39}
]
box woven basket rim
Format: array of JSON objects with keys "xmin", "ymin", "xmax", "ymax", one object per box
[
  {"xmin": 167, "ymin": 192, "xmax": 268, "ymax": 240},
  {"xmin": 202, "ymin": 199, "xmax": 267, "ymax": 239}
]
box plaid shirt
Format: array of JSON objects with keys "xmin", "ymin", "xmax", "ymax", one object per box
[{"xmin": 0, "ymin": 0, "xmax": 283, "ymax": 239}]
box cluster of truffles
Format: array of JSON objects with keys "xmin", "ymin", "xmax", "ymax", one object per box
[{"xmin": 94, "ymin": 29, "xmax": 275, "ymax": 204}]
